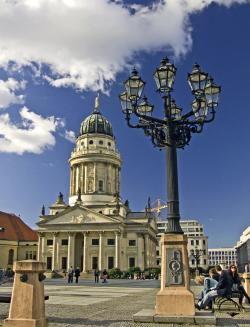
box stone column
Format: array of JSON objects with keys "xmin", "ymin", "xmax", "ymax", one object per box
[
  {"xmin": 56, "ymin": 236, "xmax": 60, "ymax": 269},
  {"xmin": 75, "ymin": 165, "xmax": 79, "ymax": 192},
  {"xmin": 4, "ymin": 261, "xmax": 47, "ymax": 327},
  {"xmin": 94, "ymin": 163, "xmax": 97, "ymax": 192},
  {"xmin": 99, "ymin": 232, "xmax": 103, "ymax": 270},
  {"xmin": 67, "ymin": 233, "xmax": 75, "ymax": 270},
  {"xmin": 115, "ymin": 232, "xmax": 119, "ymax": 268},
  {"xmin": 69, "ymin": 167, "xmax": 73, "ymax": 196},
  {"xmin": 52, "ymin": 233, "xmax": 58, "ymax": 271},
  {"xmin": 243, "ymin": 272, "xmax": 250, "ymax": 304},
  {"xmin": 82, "ymin": 232, "xmax": 88, "ymax": 272},
  {"xmin": 41, "ymin": 235, "xmax": 46, "ymax": 263},
  {"xmin": 72, "ymin": 166, "xmax": 76, "ymax": 195},
  {"xmin": 81, "ymin": 164, "xmax": 84, "ymax": 193},
  {"xmin": 115, "ymin": 166, "xmax": 118, "ymax": 193},
  {"xmin": 37, "ymin": 233, "xmax": 42, "ymax": 261},
  {"xmin": 84, "ymin": 165, "xmax": 88, "ymax": 193},
  {"xmin": 137, "ymin": 233, "xmax": 144, "ymax": 270},
  {"xmin": 144, "ymin": 234, "xmax": 149, "ymax": 269}
]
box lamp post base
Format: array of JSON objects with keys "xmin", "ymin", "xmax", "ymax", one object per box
[
  {"xmin": 156, "ymin": 288, "xmax": 195, "ymax": 316},
  {"xmin": 155, "ymin": 233, "xmax": 195, "ymax": 316}
]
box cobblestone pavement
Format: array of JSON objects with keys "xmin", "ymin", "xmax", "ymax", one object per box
[{"xmin": 0, "ymin": 280, "xmax": 250, "ymax": 326}]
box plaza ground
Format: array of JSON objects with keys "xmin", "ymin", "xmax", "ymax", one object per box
[{"xmin": 0, "ymin": 279, "xmax": 250, "ymax": 326}]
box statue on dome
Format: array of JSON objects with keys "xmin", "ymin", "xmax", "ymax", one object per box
[{"xmin": 94, "ymin": 93, "xmax": 99, "ymax": 111}]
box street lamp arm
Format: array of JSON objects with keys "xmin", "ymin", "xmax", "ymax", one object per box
[
  {"xmin": 133, "ymin": 106, "xmax": 169, "ymax": 126},
  {"xmin": 125, "ymin": 114, "xmax": 143, "ymax": 129},
  {"xmin": 181, "ymin": 109, "xmax": 195, "ymax": 120},
  {"xmin": 202, "ymin": 108, "xmax": 216, "ymax": 123}
]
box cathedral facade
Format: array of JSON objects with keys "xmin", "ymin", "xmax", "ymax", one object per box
[{"xmin": 37, "ymin": 104, "xmax": 157, "ymax": 273}]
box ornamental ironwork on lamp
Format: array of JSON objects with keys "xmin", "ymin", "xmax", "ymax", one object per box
[{"xmin": 119, "ymin": 58, "xmax": 221, "ymax": 150}]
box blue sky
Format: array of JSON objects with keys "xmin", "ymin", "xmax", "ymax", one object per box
[{"xmin": 0, "ymin": 0, "xmax": 250, "ymax": 248}]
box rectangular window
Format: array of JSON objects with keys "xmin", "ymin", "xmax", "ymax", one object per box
[
  {"xmin": 98, "ymin": 180, "xmax": 104, "ymax": 192},
  {"xmin": 156, "ymin": 250, "xmax": 159, "ymax": 256},
  {"xmin": 47, "ymin": 239, "xmax": 53, "ymax": 246},
  {"xmin": 62, "ymin": 257, "xmax": 67, "ymax": 270},
  {"xmin": 129, "ymin": 240, "xmax": 136, "ymax": 246},
  {"xmin": 191, "ymin": 259, "xmax": 195, "ymax": 265},
  {"xmin": 191, "ymin": 240, "xmax": 194, "ymax": 245},
  {"xmin": 203, "ymin": 240, "xmax": 206, "ymax": 245},
  {"xmin": 204, "ymin": 259, "xmax": 207, "ymax": 265},
  {"xmin": 92, "ymin": 257, "xmax": 98, "ymax": 269},
  {"xmin": 25, "ymin": 251, "xmax": 36, "ymax": 260},
  {"xmin": 61, "ymin": 239, "xmax": 68, "ymax": 246},
  {"xmin": 129, "ymin": 257, "xmax": 135, "ymax": 268},
  {"xmin": 92, "ymin": 239, "xmax": 99, "ymax": 246},
  {"xmin": 108, "ymin": 257, "xmax": 114, "ymax": 270},
  {"xmin": 47, "ymin": 257, "xmax": 52, "ymax": 270},
  {"xmin": 107, "ymin": 238, "xmax": 115, "ymax": 246},
  {"xmin": 196, "ymin": 240, "xmax": 199, "ymax": 246}
]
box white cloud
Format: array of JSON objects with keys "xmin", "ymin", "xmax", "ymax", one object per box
[
  {"xmin": 64, "ymin": 130, "xmax": 76, "ymax": 143},
  {"xmin": 0, "ymin": 0, "xmax": 249, "ymax": 92},
  {"xmin": 0, "ymin": 78, "xmax": 26, "ymax": 109},
  {"xmin": 0, "ymin": 106, "xmax": 65, "ymax": 155}
]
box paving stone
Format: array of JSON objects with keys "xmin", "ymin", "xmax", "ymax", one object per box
[
  {"xmin": 1, "ymin": 281, "xmax": 250, "ymax": 326},
  {"xmin": 133, "ymin": 309, "xmax": 154, "ymax": 322},
  {"xmin": 154, "ymin": 314, "xmax": 195, "ymax": 323}
]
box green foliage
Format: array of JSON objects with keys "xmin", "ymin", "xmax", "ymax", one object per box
[
  {"xmin": 144, "ymin": 267, "xmax": 161, "ymax": 279},
  {"xmin": 109, "ymin": 267, "xmax": 122, "ymax": 279}
]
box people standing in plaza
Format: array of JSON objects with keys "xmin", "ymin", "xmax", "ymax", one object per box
[
  {"xmin": 67, "ymin": 266, "xmax": 74, "ymax": 283},
  {"xmin": 102, "ymin": 269, "xmax": 108, "ymax": 283},
  {"xmin": 74, "ymin": 267, "xmax": 80, "ymax": 284},
  {"xmin": 228, "ymin": 264, "xmax": 250, "ymax": 305},
  {"xmin": 196, "ymin": 265, "xmax": 233, "ymax": 310},
  {"xmin": 94, "ymin": 269, "xmax": 100, "ymax": 283}
]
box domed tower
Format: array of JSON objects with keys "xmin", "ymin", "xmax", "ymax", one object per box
[{"xmin": 68, "ymin": 101, "xmax": 122, "ymax": 211}]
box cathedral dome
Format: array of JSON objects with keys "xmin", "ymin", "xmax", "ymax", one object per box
[{"xmin": 80, "ymin": 110, "xmax": 113, "ymax": 137}]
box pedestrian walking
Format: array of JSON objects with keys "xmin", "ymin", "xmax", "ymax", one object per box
[
  {"xmin": 94, "ymin": 269, "xmax": 99, "ymax": 283},
  {"xmin": 102, "ymin": 269, "xmax": 108, "ymax": 283},
  {"xmin": 67, "ymin": 266, "xmax": 74, "ymax": 283},
  {"xmin": 74, "ymin": 267, "xmax": 80, "ymax": 283}
]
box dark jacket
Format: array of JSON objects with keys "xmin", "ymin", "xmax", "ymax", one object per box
[
  {"xmin": 215, "ymin": 270, "xmax": 233, "ymax": 296},
  {"xmin": 75, "ymin": 268, "xmax": 80, "ymax": 277}
]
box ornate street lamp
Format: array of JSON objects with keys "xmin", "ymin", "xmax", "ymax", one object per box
[
  {"xmin": 191, "ymin": 247, "xmax": 205, "ymax": 276},
  {"xmin": 119, "ymin": 57, "xmax": 221, "ymax": 316}
]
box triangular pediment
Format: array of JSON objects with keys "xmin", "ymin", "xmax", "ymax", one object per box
[{"xmin": 38, "ymin": 205, "xmax": 120, "ymax": 226}]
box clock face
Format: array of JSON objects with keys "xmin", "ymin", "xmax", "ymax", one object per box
[{"xmin": 169, "ymin": 259, "xmax": 181, "ymax": 273}]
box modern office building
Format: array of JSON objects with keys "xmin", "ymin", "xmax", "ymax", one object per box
[
  {"xmin": 235, "ymin": 226, "xmax": 250, "ymax": 273},
  {"xmin": 156, "ymin": 219, "xmax": 209, "ymax": 270},
  {"xmin": 208, "ymin": 247, "xmax": 237, "ymax": 269}
]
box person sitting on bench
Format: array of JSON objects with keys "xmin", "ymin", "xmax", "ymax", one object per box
[
  {"xmin": 196, "ymin": 265, "xmax": 233, "ymax": 310},
  {"xmin": 228, "ymin": 264, "xmax": 250, "ymax": 306}
]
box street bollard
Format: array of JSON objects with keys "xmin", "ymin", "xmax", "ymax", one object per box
[
  {"xmin": 243, "ymin": 272, "xmax": 250, "ymax": 304},
  {"xmin": 4, "ymin": 260, "xmax": 47, "ymax": 327}
]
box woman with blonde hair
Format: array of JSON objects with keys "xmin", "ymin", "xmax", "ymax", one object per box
[{"xmin": 197, "ymin": 267, "xmax": 219, "ymax": 306}]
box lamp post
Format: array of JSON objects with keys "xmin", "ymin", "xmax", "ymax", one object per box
[
  {"xmin": 119, "ymin": 57, "xmax": 221, "ymax": 316},
  {"xmin": 191, "ymin": 247, "xmax": 204, "ymax": 276}
]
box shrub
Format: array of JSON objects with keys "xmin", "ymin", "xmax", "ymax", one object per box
[{"xmin": 109, "ymin": 267, "xmax": 122, "ymax": 279}]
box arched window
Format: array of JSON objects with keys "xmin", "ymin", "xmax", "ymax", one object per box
[
  {"xmin": 98, "ymin": 180, "xmax": 104, "ymax": 192},
  {"xmin": 8, "ymin": 249, "xmax": 14, "ymax": 265}
]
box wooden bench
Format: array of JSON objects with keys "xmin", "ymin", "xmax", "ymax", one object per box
[
  {"xmin": 0, "ymin": 293, "xmax": 49, "ymax": 303},
  {"xmin": 215, "ymin": 291, "xmax": 242, "ymax": 312}
]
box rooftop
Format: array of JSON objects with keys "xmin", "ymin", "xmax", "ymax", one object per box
[{"xmin": 0, "ymin": 211, "xmax": 37, "ymax": 242}]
